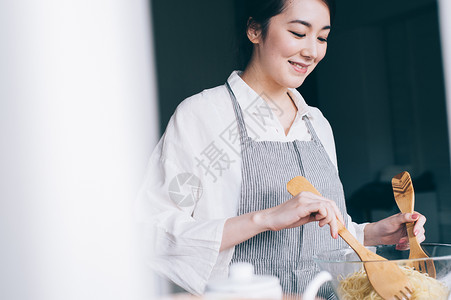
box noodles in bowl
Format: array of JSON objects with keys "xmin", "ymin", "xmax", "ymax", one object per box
[
  {"xmin": 312, "ymin": 243, "xmax": 451, "ymax": 300},
  {"xmin": 338, "ymin": 266, "xmax": 448, "ymax": 299}
]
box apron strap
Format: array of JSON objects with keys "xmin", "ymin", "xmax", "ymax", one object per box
[
  {"xmin": 225, "ymin": 81, "xmax": 249, "ymax": 141},
  {"xmin": 302, "ymin": 115, "xmax": 321, "ymax": 143},
  {"xmin": 292, "ymin": 115, "xmax": 323, "ymax": 177}
]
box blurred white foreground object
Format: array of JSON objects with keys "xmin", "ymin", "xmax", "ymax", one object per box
[
  {"xmin": 302, "ymin": 271, "xmax": 332, "ymax": 300},
  {"xmin": 439, "ymin": 0, "xmax": 451, "ymax": 167},
  {"xmin": 0, "ymin": 0, "xmax": 158, "ymax": 299},
  {"xmin": 205, "ymin": 262, "xmax": 283, "ymax": 299}
]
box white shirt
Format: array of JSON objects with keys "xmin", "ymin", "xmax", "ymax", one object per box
[{"xmin": 135, "ymin": 71, "xmax": 366, "ymax": 295}]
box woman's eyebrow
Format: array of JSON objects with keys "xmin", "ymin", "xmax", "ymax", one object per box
[{"xmin": 288, "ymin": 19, "xmax": 330, "ymax": 30}]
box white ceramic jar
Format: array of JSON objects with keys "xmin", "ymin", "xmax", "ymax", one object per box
[{"xmin": 204, "ymin": 262, "xmax": 283, "ymax": 299}]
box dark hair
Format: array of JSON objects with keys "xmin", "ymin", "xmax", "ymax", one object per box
[{"xmin": 236, "ymin": 0, "xmax": 336, "ymax": 70}]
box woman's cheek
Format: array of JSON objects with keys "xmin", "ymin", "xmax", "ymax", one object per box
[
  {"xmin": 316, "ymin": 45, "xmax": 328, "ymax": 62},
  {"xmin": 283, "ymin": 40, "xmax": 302, "ymax": 55}
]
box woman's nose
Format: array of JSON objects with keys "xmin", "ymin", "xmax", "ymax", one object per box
[{"xmin": 301, "ymin": 38, "xmax": 318, "ymax": 60}]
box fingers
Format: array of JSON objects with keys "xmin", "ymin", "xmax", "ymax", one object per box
[
  {"xmin": 398, "ymin": 211, "xmax": 426, "ymax": 237},
  {"xmin": 396, "ymin": 230, "xmax": 426, "ymax": 250},
  {"xmin": 297, "ymin": 192, "xmax": 341, "ymax": 239},
  {"xmin": 394, "ymin": 211, "xmax": 427, "ymax": 249},
  {"xmin": 303, "ymin": 192, "xmax": 345, "ymax": 224},
  {"xmin": 268, "ymin": 191, "xmax": 346, "ymax": 235},
  {"xmin": 329, "ymin": 217, "xmax": 338, "ymax": 239},
  {"xmin": 396, "ymin": 236, "xmax": 410, "ymax": 251},
  {"xmin": 416, "ymin": 232, "xmax": 426, "ymax": 243},
  {"xmin": 399, "ymin": 212, "xmax": 424, "ymax": 224},
  {"xmin": 397, "ymin": 212, "xmax": 426, "ymax": 236},
  {"xmin": 412, "ymin": 212, "xmax": 426, "ymax": 236}
]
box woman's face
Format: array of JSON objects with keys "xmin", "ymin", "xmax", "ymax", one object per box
[{"xmin": 250, "ymin": 0, "xmax": 331, "ymax": 89}]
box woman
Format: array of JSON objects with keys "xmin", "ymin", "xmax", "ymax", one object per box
[{"xmin": 136, "ymin": 0, "xmax": 427, "ymax": 297}]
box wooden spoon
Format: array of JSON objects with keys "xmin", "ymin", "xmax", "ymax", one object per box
[
  {"xmin": 392, "ymin": 171, "xmax": 436, "ymax": 278},
  {"xmin": 287, "ymin": 176, "xmax": 413, "ymax": 300}
]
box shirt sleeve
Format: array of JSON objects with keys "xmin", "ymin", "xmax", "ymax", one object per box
[
  {"xmin": 134, "ymin": 101, "xmax": 229, "ymax": 295},
  {"xmin": 347, "ymin": 215, "xmax": 368, "ymax": 245}
]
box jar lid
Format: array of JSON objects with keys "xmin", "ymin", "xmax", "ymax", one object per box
[{"xmin": 205, "ymin": 263, "xmax": 282, "ymax": 298}]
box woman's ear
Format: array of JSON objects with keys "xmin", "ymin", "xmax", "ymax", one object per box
[{"xmin": 246, "ymin": 18, "xmax": 262, "ymax": 44}]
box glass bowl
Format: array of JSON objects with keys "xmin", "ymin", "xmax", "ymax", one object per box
[{"xmin": 304, "ymin": 243, "xmax": 451, "ymax": 300}]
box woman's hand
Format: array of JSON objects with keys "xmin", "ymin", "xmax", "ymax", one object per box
[
  {"xmin": 263, "ymin": 191, "xmax": 345, "ymax": 239},
  {"xmin": 220, "ymin": 192, "xmax": 345, "ymax": 251},
  {"xmin": 363, "ymin": 212, "xmax": 426, "ymax": 248}
]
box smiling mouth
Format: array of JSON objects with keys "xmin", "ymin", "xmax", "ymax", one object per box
[{"xmin": 289, "ymin": 61, "xmax": 308, "ymax": 69}]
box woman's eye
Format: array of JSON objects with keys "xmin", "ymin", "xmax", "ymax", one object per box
[
  {"xmin": 318, "ymin": 37, "xmax": 328, "ymax": 43},
  {"xmin": 290, "ymin": 31, "xmax": 305, "ymax": 38}
]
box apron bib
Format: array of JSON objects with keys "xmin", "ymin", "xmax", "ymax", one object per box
[{"xmin": 226, "ymin": 82, "xmax": 348, "ymax": 299}]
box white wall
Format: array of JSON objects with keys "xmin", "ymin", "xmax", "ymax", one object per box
[
  {"xmin": 439, "ymin": 0, "xmax": 451, "ymax": 173},
  {"xmin": 0, "ymin": 1, "xmax": 158, "ymax": 299},
  {"xmin": 438, "ymin": 0, "xmax": 451, "ymax": 239}
]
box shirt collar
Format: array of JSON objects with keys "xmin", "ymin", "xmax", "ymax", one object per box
[
  {"xmin": 226, "ymin": 70, "xmax": 262, "ymax": 109},
  {"xmin": 226, "ymin": 71, "xmax": 313, "ymax": 120},
  {"xmin": 287, "ymin": 88, "xmax": 312, "ymax": 119}
]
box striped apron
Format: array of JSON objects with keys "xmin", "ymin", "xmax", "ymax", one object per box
[{"xmin": 226, "ymin": 82, "xmax": 349, "ymax": 299}]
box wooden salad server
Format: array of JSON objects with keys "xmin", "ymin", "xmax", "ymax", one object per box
[
  {"xmin": 392, "ymin": 171, "xmax": 436, "ymax": 278},
  {"xmin": 287, "ymin": 176, "xmax": 413, "ymax": 300}
]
